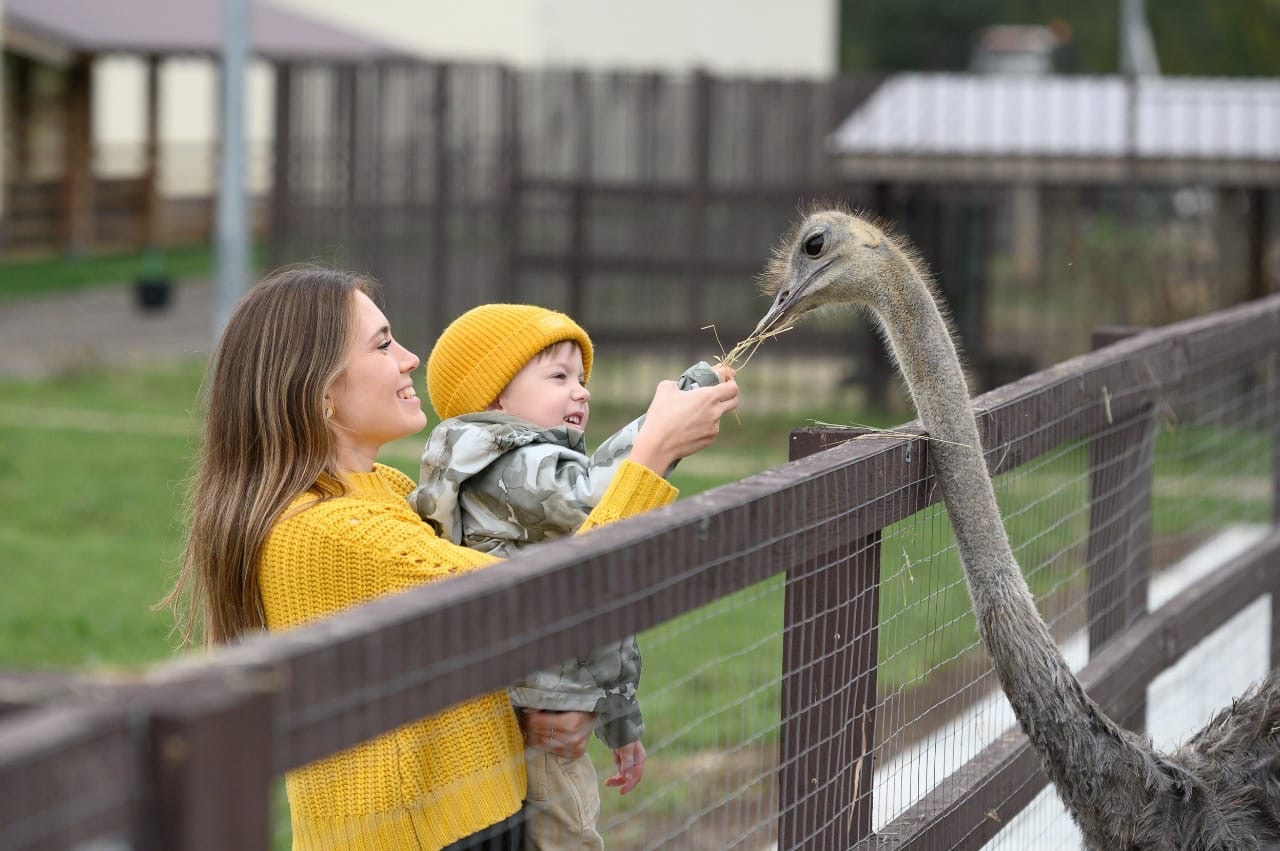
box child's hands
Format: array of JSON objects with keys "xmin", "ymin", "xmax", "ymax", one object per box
[
  {"xmin": 604, "ymin": 740, "xmax": 646, "ymax": 795},
  {"xmin": 631, "ymin": 379, "xmax": 739, "ymax": 473},
  {"xmin": 712, "ymin": 363, "xmax": 736, "ymax": 384}
]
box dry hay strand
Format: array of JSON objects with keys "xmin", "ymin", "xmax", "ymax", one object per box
[{"xmin": 703, "ymin": 323, "xmax": 795, "ymax": 373}]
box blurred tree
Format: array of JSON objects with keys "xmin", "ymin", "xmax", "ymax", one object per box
[
  {"xmin": 841, "ymin": 0, "xmax": 1280, "ymax": 75},
  {"xmin": 1149, "ymin": 0, "xmax": 1280, "ymax": 75}
]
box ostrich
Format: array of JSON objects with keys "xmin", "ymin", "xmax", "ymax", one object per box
[{"xmin": 752, "ymin": 207, "xmax": 1280, "ymax": 849}]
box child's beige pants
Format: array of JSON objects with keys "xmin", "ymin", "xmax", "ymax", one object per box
[{"xmin": 523, "ymin": 748, "xmax": 604, "ymax": 851}]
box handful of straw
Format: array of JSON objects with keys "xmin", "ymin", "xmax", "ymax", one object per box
[{"xmin": 703, "ymin": 322, "xmax": 794, "ymax": 373}]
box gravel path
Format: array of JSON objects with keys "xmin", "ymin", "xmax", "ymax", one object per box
[{"xmin": 0, "ymin": 280, "xmax": 216, "ymax": 379}]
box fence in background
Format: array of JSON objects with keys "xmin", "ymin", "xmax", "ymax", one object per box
[
  {"xmin": 1, "ymin": 293, "xmax": 1276, "ymax": 849},
  {"xmin": 6, "ymin": 60, "xmax": 1276, "ymax": 403},
  {"xmin": 266, "ymin": 62, "xmax": 1279, "ymax": 404}
]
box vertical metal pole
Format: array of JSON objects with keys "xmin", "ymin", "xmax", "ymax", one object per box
[
  {"xmin": 141, "ymin": 54, "xmax": 162, "ymax": 250},
  {"xmin": 214, "ymin": 0, "xmax": 252, "ymax": 340}
]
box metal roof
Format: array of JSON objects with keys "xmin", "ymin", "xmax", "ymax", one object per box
[
  {"xmin": 3, "ymin": 0, "xmax": 404, "ymax": 62},
  {"xmin": 828, "ymin": 73, "xmax": 1280, "ymax": 185}
]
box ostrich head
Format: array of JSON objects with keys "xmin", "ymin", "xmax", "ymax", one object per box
[{"xmin": 753, "ymin": 208, "xmax": 899, "ymax": 339}]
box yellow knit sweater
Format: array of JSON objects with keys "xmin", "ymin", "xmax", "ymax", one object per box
[{"xmin": 258, "ymin": 460, "xmax": 676, "ymax": 851}]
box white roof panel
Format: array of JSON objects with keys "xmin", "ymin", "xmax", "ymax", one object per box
[{"xmin": 830, "ymin": 73, "xmax": 1280, "ymax": 163}]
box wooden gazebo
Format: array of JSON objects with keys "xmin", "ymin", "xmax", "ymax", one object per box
[{"xmin": 1, "ymin": 0, "xmax": 402, "ymax": 255}]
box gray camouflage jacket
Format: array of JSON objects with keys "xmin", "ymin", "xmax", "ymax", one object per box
[{"xmin": 408, "ymin": 362, "xmax": 719, "ymax": 749}]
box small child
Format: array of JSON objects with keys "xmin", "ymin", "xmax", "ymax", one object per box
[{"xmin": 410, "ymin": 303, "xmax": 722, "ymax": 850}]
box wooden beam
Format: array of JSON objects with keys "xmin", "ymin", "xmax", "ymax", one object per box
[
  {"xmin": 11, "ymin": 56, "xmax": 34, "ymax": 180},
  {"xmin": 1247, "ymin": 188, "xmax": 1272, "ymax": 301},
  {"xmin": 780, "ymin": 429, "xmax": 884, "ymax": 848},
  {"xmin": 168, "ymin": 295, "xmax": 1280, "ymax": 775},
  {"xmin": 0, "ymin": 703, "xmax": 138, "ymax": 849},
  {"xmin": 62, "ymin": 55, "xmax": 95, "ymax": 254},
  {"xmin": 267, "ymin": 62, "xmax": 293, "ymax": 269},
  {"xmin": 137, "ymin": 677, "xmax": 274, "ymax": 851}
]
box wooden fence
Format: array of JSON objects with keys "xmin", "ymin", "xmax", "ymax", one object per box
[
  {"xmin": 1, "ymin": 295, "xmax": 1277, "ymax": 849},
  {"xmin": 265, "ymin": 62, "xmax": 1279, "ymax": 403}
]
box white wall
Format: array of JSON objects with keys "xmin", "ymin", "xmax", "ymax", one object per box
[
  {"xmin": 95, "ymin": 57, "xmax": 274, "ymax": 195},
  {"xmin": 270, "ymin": 0, "xmax": 839, "ymax": 76},
  {"xmin": 92, "ymin": 0, "xmax": 839, "ymax": 195}
]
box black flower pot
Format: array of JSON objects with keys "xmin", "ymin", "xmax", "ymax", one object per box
[{"xmin": 135, "ymin": 277, "xmax": 173, "ymax": 312}]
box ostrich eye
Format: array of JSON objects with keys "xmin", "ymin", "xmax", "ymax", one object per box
[{"xmin": 803, "ymin": 232, "xmax": 824, "ymax": 258}]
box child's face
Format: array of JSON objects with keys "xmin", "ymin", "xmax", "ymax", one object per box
[{"xmin": 490, "ymin": 341, "xmax": 590, "ymax": 433}]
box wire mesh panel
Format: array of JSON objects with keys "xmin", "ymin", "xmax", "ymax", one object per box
[
  {"xmin": 0, "ymin": 298, "xmax": 1276, "ymax": 848},
  {"xmin": 237, "ymin": 298, "xmax": 1276, "ymax": 850}
]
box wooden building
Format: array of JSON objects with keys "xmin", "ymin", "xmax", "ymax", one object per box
[
  {"xmin": 1, "ymin": 0, "xmax": 400, "ymax": 256},
  {"xmin": 828, "ymin": 72, "xmax": 1280, "ymax": 302}
]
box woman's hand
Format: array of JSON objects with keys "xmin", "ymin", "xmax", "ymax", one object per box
[
  {"xmin": 521, "ymin": 709, "xmax": 595, "ymax": 758},
  {"xmin": 630, "ymin": 378, "xmax": 739, "ymax": 473}
]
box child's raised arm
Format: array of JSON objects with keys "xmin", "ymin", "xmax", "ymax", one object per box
[{"xmin": 630, "ymin": 379, "xmax": 739, "ymax": 474}]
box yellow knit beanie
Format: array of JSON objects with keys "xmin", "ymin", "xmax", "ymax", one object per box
[{"xmin": 427, "ymin": 304, "xmax": 594, "ymax": 420}]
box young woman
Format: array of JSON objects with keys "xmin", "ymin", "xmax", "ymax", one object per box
[{"xmin": 163, "ymin": 264, "xmax": 739, "ymax": 851}]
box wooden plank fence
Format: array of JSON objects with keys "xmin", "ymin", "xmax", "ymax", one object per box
[{"xmin": 1, "ymin": 295, "xmax": 1277, "ymax": 849}]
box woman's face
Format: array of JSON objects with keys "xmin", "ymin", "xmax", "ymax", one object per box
[{"xmin": 326, "ymin": 291, "xmax": 426, "ymax": 471}]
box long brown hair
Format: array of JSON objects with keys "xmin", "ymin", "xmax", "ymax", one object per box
[{"xmin": 162, "ymin": 264, "xmax": 378, "ymax": 647}]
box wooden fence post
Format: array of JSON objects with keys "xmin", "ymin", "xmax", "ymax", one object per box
[
  {"xmin": 431, "ymin": 63, "xmax": 452, "ymax": 335},
  {"xmin": 779, "ymin": 428, "xmax": 881, "ymax": 849},
  {"xmin": 567, "ymin": 71, "xmax": 591, "ymax": 321},
  {"xmin": 686, "ymin": 70, "xmax": 711, "ymax": 358},
  {"xmin": 63, "ymin": 56, "xmax": 94, "ymax": 254},
  {"xmin": 339, "ymin": 65, "xmax": 359, "ymax": 248},
  {"xmin": 267, "ymin": 62, "xmax": 293, "ymax": 269},
  {"xmin": 500, "ymin": 65, "xmax": 522, "ymax": 304},
  {"xmin": 137, "ymin": 675, "xmax": 275, "ymax": 851},
  {"xmin": 1086, "ymin": 327, "xmax": 1154, "ymax": 732}
]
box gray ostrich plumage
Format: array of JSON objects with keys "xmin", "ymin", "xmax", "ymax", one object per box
[{"xmin": 754, "ymin": 207, "xmax": 1280, "ymax": 850}]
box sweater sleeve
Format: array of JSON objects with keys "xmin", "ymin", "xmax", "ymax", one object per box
[
  {"xmin": 262, "ymin": 462, "xmax": 674, "ymax": 630},
  {"xmin": 588, "ymin": 361, "xmax": 721, "ymax": 485},
  {"xmin": 576, "ymin": 460, "xmax": 676, "ymax": 535},
  {"xmin": 260, "ymin": 498, "xmax": 501, "ymax": 629}
]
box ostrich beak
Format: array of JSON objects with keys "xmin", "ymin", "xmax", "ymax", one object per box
[{"xmin": 751, "ymin": 259, "xmax": 831, "ymax": 338}]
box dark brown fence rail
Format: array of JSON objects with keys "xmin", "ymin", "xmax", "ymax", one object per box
[{"xmin": 1, "ymin": 295, "xmax": 1277, "ymax": 850}]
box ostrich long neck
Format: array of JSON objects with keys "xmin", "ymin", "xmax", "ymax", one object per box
[{"xmin": 871, "ymin": 256, "xmax": 1148, "ymax": 825}]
